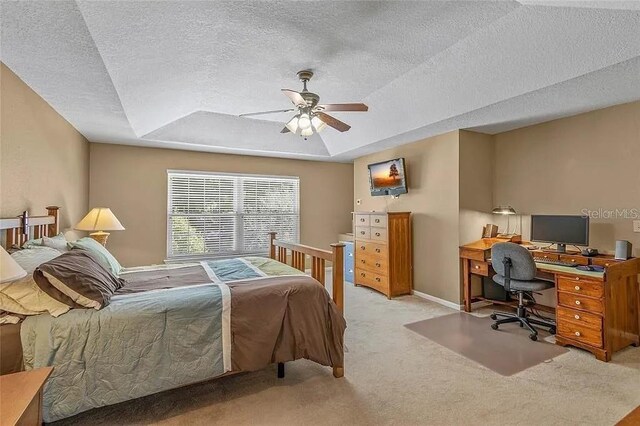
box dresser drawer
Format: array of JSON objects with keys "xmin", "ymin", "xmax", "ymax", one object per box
[
  {"xmin": 557, "ymin": 276, "xmax": 604, "ymax": 299},
  {"xmin": 370, "ymin": 228, "xmax": 387, "ymax": 242},
  {"xmin": 470, "ymin": 260, "xmax": 489, "ymax": 276},
  {"xmin": 558, "ymin": 291, "xmax": 603, "ymax": 314},
  {"xmin": 355, "ymin": 214, "xmax": 370, "ymax": 227},
  {"xmin": 557, "ymin": 306, "xmax": 602, "ymax": 330},
  {"xmin": 370, "ymin": 214, "xmax": 388, "ymax": 228},
  {"xmin": 357, "ymin": 253, "xmax": 388, "ymax": 275},
  {"xmin": 355, "ymin": 226, "xmax": 370, "ymax": 240},
  {"xmin": 355, "ymin": 268, "xmax": 389, "ymax": 293},
  {"xmin": 559, "ymin": 254, "xmax": 589, "ymax": 266},
  {"xmin": 356, "ymin": 241, "xmax": 388, "ymax": 257},
  {"xmin": 557, "ymin": 321, "xmax": 603, "ymax": 348}
]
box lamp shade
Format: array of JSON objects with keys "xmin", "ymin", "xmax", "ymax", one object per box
[
  {"xmin": 0, "ymin": 246, "xmax": 27, "ymax": 283},
  {"xmin": 75, "ymin": 208, "xmax": 125, "ymax": 231},
  {"xmin": 492, "ymin": 206, "xmax": 516, "ymax": 215}
]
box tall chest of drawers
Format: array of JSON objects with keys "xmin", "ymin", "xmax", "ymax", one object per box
[{"xmin": 353, "ymin": 212, "xmax": 412, "ymax": 299}]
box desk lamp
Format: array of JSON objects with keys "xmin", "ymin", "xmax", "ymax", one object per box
[
  {"xmin": 492, "ymin": 206, "xmax": 520, "ymax": 240},
  {"xmin": 75, "ymin": 208, "xmax": 125, "ymax": 246}
]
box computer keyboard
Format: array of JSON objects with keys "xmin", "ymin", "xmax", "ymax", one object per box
[{"xmin": 533, "ymin": 257, "xmax": 579, "ymax": 267}]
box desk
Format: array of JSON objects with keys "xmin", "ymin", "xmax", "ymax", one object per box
[{"xmin": 460, "ymin": 238, "xmax": 640, "ymax": 361}]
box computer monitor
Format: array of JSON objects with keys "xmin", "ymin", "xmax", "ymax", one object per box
[{"xmin": 530, "ymin": 215, "xmax": 589, "ymax": 253}]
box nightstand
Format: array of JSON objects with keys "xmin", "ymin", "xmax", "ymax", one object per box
[{"xmin": 0, "ymin": 367, "xmax": 53, "ymax": 425}]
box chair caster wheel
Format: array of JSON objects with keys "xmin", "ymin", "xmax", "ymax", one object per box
[
  {"xmin": 490, "ymin": 314, "xmax": 497, "ymax": 320},
  {"xmin": 549, "ymin": 327, "xmax": 556, "ymax": 335},
  {"xmin": 529, "ymin": 334, "xmax": 538, "ymax": 341},
  {"xmin": 491, "ymin": 324, "xmax": 499, "ymax": 330}
]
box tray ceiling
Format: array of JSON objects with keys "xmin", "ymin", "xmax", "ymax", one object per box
[{"xmin": 1, "ymin": 1, "xmax": 639, "ymax": 161}]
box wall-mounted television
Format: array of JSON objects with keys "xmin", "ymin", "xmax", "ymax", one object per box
[{"xmin": 368, "ymin": 158, "xmax": 408, "ymax": 197}]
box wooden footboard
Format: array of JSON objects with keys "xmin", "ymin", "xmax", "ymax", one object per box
[{"xmin": 268, "ymin": 232, "xmax": 345, "ymax": 378}]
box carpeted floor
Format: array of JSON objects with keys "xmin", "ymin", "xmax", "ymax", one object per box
[{"xmin": 54, "ymin": 280, "xmax": 640, "ymax": 425}]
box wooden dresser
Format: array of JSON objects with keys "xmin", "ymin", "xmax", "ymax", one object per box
[{"xmin": 353, "ymin": 212, "xmax": 412, "ymax": 299}]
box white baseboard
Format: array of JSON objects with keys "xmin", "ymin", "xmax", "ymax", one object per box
[{"xmin": 412, "ymin": 290, "xmax": 491, "ymax": 311}]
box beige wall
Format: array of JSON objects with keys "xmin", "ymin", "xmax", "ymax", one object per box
[
  {"xmin": 353, "ymin": 131, "xmax": 461, "ymax": 302},
  {"xmin": 0, "ymin": 63, "xmax": 89, "ymax": 237},
  {"xmin": 494, "ymin": 101, "xmax": 640, "ymax": 257},
  {"xmin": 89, "ymin": 143, "xmax": 354, "ymax": 266}
]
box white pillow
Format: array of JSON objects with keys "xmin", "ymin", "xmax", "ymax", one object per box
[{"xmin": 42, "ymin": 234, "xmax": 69, "ymax": 253}]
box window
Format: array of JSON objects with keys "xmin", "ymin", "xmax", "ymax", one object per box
[{"xmin": 167, "ymin": 170, "xmax": 299, "ymax": 259}]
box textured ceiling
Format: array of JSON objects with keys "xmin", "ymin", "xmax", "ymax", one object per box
[{"xmin": 1, "ymin": 1, "xmax": 639, "ymax": 161}]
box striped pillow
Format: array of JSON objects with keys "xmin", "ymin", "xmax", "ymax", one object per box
[{"xmin": 33, "ymin": 249, "xmax": 124, "ymax": 310}]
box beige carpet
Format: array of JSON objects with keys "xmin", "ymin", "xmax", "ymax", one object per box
[{"xmin": 53, "ymin": 280, "xmax": 640, "ymax": 425}]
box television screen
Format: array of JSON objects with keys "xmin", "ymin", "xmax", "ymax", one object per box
[{"xmin": 368, "ymin": 158, "xmax": 408, "ymax": 196}]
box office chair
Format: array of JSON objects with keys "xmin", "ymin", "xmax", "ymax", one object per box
[{"xmin": 489, "ymin": 242, "xmax": 556, "ymax": 341}]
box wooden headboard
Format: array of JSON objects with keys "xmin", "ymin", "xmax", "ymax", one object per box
[{"xmin": 0, "ymin": 206, "xmax": 60, "ymax": 249}]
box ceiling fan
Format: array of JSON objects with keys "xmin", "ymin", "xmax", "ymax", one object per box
[{"xmin": 239, "ymin": 70, "xmax": 368, "ymax": 137}]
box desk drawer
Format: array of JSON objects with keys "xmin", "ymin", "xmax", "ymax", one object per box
[
  {"xmin": 355, "ymin": 214, "xmax": 370, "ymax": 227},
  {"xmin": 559, "ymin": 254, "xmax": 589, "ymax": 266},
  {"xmin": 356, "ymin": 241, "xmax": 388, "ymax": 257},
  {"xmin": 557, "ymin": 306, "xmax": 602, "ymax": 330},
  {"xmin": 558, "ymin": 321, "xmax": 603, "ymax": 348},
  {"xmin": 534, "ymin": 252, "xmax": 560, "ymax": 262},
  {"xmin": 355, "ymin": 226, "xmax": 370, "ymax": 240},
  {"xmin": 357, "ymin": 252, "xmax": 388, "ymax": 275},
  {"xmin": 591, "ymin": 257, "xmax": 621, "ymax": 268},
  {"xmin": 558, "ymin": 292, "xmax": 603, "ymax": 314},
  {"xmin": 557, "ymin": 276, "xmax": 604, "ymax": 299},
  {"xmin": 470, "ymin": 260, "xmax": 489, "ymax": 276},
  {"xmin": 370, "ymin": 215, "xmax": 388, "ymax": 228},
  {"xmin": 370, "ymin": 228, "xmax": 387, "ymax": 242},
  {"xmin": 355, "ymin": 268, "xmax": 389, "ymax": 293}
]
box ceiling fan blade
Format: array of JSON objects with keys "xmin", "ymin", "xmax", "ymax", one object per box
[
  {"xmin": 239, "ymin": 108, "xmax": 294, "ymax": 117},
  {"xmin": 315, "ymin": 103, "xmax": 368, "ymax": 112},
  {"xmin": 317, "ymin": 112, "xmax": 351, "ymax": 132},
  {"xmin": 280, "ymin": 126, "xmax": 291, "ymax": 134},
  {"xmin": 282, "ymin": 89, "xmax": 307, "ymax": 107}
]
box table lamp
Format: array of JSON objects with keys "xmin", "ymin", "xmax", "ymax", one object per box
[
  {"xmin": 1, "ymin": 246, "xmax": 27, "ymax": 283},
  {"xmin": 75, "ymin": 207, "xmax": 125, "ymax": 246}
]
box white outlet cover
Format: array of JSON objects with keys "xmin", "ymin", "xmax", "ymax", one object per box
[{"xmin": 633, "ymin": 220, "xmax": 640, "ymax": 233}]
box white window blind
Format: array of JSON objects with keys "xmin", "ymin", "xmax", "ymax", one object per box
[{"xmin": 167, "ymin": 171, "xmax": 299, "ymax": 259}]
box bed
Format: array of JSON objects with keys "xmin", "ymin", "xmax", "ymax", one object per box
[{"xmin": 0, "ymin": 207, "xmax": 346, "ymax": 422}]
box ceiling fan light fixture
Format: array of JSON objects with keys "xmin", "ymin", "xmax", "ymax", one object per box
[
  {"xmin": 311, "ymin": 115, "xmax": 327, "ymax": 132},
  {"xmin": 300, "ymin": 127, "xmax": 313, "ymax": 137},
  {"xmin": 285, "ymin": 115, "xmax": 300, "ymax": 133},
  {"xmin": 298, "ymin": 113, "xmax": 311, "ymax": 130}
]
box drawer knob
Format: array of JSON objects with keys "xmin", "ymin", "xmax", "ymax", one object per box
[
  {"xmin": 360, "ymin": 231, "xmax": 365, "ymax": 235},
  {"xmin": 575, "ymin": 277, "xmax": 580, "ymax": 281},
  {"xmin": 376, "ymin": 262, "xmax": 381, "ymax": 267},
  {"xmin": 361, "ymin": 246, "xmax": 365, "ymax": 250},
  {"xmin": 361, "ymin": 259, "xmax": 365, "ymax": 263},
  {"xmin": 575, "ymin": 286, "xmax": 581, "ymax": 291},
  {"xmin": 375, "ymin": 219, "xmax": 380, "ymax": 223},
  {"xmin": 575, "ymin": 331, "xmax": 581, "ymax": 337},
  {"xmin": 574, "ymin": 314, "xmax": 580, "ymax": 320},
  {"xmin": 575, "ymin": 300, "xmax": 581, "ymax": 305},
  {"xmin": 360, "ymin": 273, "xmax": 365, "ymax": 277},
  {"xmin": 375, "ymin": 248, "xmax": 380, "ymax": 253},
  {"xmin": 375, "ymin": 232, "xmax": 381, "ymax": 237},
  {"xmin": 475, "ymin": 265, "xmax": 480, "ymax": 269},
  {"xmin": 375, "ymin": 277, "xmax": 381, "ymax": 282},
  {"xmin": 360, "ymin": 218, "xmax": 365, "ymax": 222}
]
